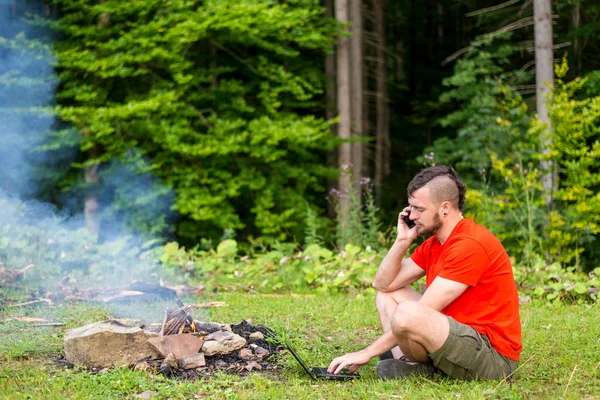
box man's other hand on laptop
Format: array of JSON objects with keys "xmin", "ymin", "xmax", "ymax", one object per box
[{"xmin": 328, "ymin": 350, "xmax": 371, "ymax": 375}]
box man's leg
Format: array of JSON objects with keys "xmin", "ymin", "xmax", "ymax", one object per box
[
  {"xmin": 376, "ymin": 300, "xmax": 449, "ymax": 379},
  {"xmin": 379, "ymin": 301, "xmax": 517, "ymax": 380},
  {"xmin": 375, "ymin": 288, "xmax": 422, "ymax": 359},
  {"xmin": 389, "ymin": 301, "xmax": 450, "ymax": 362}
]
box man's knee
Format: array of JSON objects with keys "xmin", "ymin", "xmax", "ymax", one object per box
[
  {"xmin": 390, "ymin": 301, "xmax": 421, "ymax": 335},
  {"xmin": 375, "ymin": 286, "xmax": 422, "ymax": 313},
  {"xmin": 375, "ymin": 290, "xmax": 395, "ymax": 314}
]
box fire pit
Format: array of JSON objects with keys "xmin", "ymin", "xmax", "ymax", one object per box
[{"xmin": 61, "ymin": 301, "xmax": 285, "ymax": 380}]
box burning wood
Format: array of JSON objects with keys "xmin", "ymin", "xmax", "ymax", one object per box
[{"xmin": 160, "ymin": 304, "xmax": 197, "ymax": 336}]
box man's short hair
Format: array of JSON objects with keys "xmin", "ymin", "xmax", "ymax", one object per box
[{"xmin": 407, "ymin": 166, "xmax": 466, "ymax": 211}]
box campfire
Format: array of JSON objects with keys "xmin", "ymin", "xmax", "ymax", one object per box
[
  {"xmin": 2, "ymin": 276, "xmax": 285, "ymax": 379},
  {"xmin": 159, "ymin": 300, "xmax": 198, "ymax": 336},
  {"xmin": 61, "ymin": 296, "xmax": 284, "ymax": 380}
]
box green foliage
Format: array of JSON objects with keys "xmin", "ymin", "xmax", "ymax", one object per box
[
  {"xmin": 159, "ymin": 240, "xmax": 383, "ymax": 294},
  {"xmin": 327, "ymin": 174, "xmax": 384, "ymax": 250},
  {"xmin": 439, "ymin": 52, "xmax": 600, "ymax": 286},
  {"xmin": 547, "ymin": 59, "xmax": 600, "ymax": 267},
  {"xmin": 51, "ymin": 0, "xmax": 340, "ymax": 244},
  {"xmin": 476, "ymin": 59, "xmax": 600, "ymax": 270},
  {"xmin": 425, "ymin": 38, "xmax": 533, "ymax": 186},
  {"xmin": 361, "ymin": 186, "xmax": 382, "ymax": 249},
  {"xmin": 486, "ymin": 154, "xmax": 547, "ymax": 270},
  {"xmin": 159, "ymin": 235, "xmax": 599, "ymax": 303},
  {"xmin": 516, "ymin": 260, "xmax": 600, "ymax": 304},
  {"xmin": 303, "ymin": 204, "xmax": 325, "ymax": 247}
]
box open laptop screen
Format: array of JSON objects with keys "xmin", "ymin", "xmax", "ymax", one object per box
[{"xmin": 262, "ymin": 326, "xmax": 359, "ymax": 380}]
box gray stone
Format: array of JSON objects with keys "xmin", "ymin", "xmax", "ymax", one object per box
[
  {"xmin": 251, "ymin": 344, "xmax": 270, "ymax": 358},
  {"xmin": 193, "ymin": 321, "xmax": 232, "ymax": 333},
  {"xmin": 178, "ymin": 353, "xmax": 206, "ymax": 369},
  {"xmin": 249, "ymin": 331, "xmax": 264, "ymax": 340},
  {"xmin": 201, "ymin": 331, "xmax": 246, "ymax": 356},
  {"xmin": 64, "ymin": 321, "xmax": 160, "ymax": 368}
]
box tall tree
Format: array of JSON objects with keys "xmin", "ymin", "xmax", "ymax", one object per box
[
  {"xmin": 534, "ymin": 0, "xmax": 554, "ymax": 204},
  {"xmin": 350, "ymin": 0, "xmax": 363, "ymax": 181},
  {"xmin": 373, "ymin": 0, "xmax": 390, "ymax": 204},
  {"xmin": 325, "ymin": 0, "xmax": 337, "ymax": 218},
  {"xmin": 335, "ymin": 0, "xmax": 352, "ymax": 226},
  {"xmin": 54, "ymin": 0, "xmax": 339, "ymax": 244},
  {"xmin": 571, "ymin": 0, "xmax": 582, "ymax": 74}
]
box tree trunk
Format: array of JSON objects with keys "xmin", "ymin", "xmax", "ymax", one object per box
[
  {"xmin": 325, "ymin": 0, "xmax": 337, "ymax": 218},
  {"xmin": 534, "ymin": 0, "xmax": 554, "ymax": 205},
  {"xmin": 336, "ymin": 0, "xmax": 352, "ymax": 226},
  {"xmin": 325, "ymin": 0, "xmax": 337, "ymax": 130},
  {"xmin": 350, "ymin": 0, "xmax": 363, "ymax": 183},
  {"xmin": 572, "ymin": 1, "xmax": 582, "ymax": 74},
  {"xmin": 373, "ymin": 0, "xmax": 389, "ymax": 205},
  {"xmin": 361, "ymin": 1, "xmax": 370, "ymax": 183}
]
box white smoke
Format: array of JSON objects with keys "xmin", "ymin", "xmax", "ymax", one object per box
[{"xmin": 0, "ymin": 3, "xmax": 178, "ymax": 295}]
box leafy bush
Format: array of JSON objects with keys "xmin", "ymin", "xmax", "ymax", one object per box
[
  {"xmin": 425, "ymin": 38, "xmax": 533, "ymax": 186},
  {"xmin": 159, "ymin": 238, "xmax": 599, "ymax": 303},
  {"xmin": 327, "ymin": 174, "xmax": 385, "ymax": 251},
  {"xmin": 159, "ymin": 239, "xmax": 383, "ymax": 294},
  {"xmin": 438, "ymin": 55, "xmax": 600, "ymax": 274},
  {"xmin": 52, "ymin": 0, "xmax": 341, "ymax": 244},
  {"xmin": 515, "ymin": 260, "xmax": 600, "ymax": 304}
]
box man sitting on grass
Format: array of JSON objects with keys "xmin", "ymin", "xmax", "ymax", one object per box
[{"xmin": 328, "ymin": 165, "xmax": 522, "ymax": 380}]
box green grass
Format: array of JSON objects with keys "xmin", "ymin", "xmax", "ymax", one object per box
[{"xmin": 1, "ymin": 291, "xmax": 599, "ymax": 399}]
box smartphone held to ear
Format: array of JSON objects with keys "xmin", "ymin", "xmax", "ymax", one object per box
[{"xmin": 402, "ymin": 211, "xmax": 415, "ymax": 228}]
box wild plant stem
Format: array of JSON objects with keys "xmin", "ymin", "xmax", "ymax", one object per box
[{"xmin": 563, "ymin": 364, "xmax": 578, "ymax": 398}]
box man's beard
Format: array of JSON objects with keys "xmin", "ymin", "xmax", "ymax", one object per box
[{"xmin": 418, "ymin": 213, "xmax": 443, "ymax": 238}]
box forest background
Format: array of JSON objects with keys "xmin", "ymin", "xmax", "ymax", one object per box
[{"xmin": 1, "ymin": 0, "xmax": 599, "ymax": 301}]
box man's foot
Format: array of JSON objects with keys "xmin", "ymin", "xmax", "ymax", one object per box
[{"xmin": 376, "ymin": 357, "xmax": 435, "ymax": 380}]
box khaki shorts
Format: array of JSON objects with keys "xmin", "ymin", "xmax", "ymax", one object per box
[{"xmin": 429, "ymin": 317, "xmax": 518, "ymax": 380}]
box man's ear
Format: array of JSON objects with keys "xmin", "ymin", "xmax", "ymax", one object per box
[{"xmin": 440, "ymin": 201, "xmax": 451, "ymax": 216}]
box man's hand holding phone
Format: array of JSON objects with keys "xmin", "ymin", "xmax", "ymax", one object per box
[
  {"xmin": 402, "ymin": 211, "xmax": 415, "ymax": 228},
  {"xmin": 397, "ymin": 207, "xmax": 417, "ymax": 242}
]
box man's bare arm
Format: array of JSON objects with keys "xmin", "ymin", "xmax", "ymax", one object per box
[
  {"xmin": 327, "ymin": 330, "xmax": 399, "ymax": 374},
  {"xmin": 373, "ymin": 209, "xmax": 424, "ymax": 292},
  {"xmin": 373, "ymin": 255, "xmax": 425, "ymax": 292},
  {"xmin": 419, "ymin": 276, "xmax": 468, "ymax": 311}
]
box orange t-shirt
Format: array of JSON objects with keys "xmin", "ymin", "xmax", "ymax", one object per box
[{"xmin": 410, "ymin": 218, "xmax": 522, "ymax": 361}]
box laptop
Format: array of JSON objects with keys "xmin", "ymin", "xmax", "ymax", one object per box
[{"xmin": 263, "ymin": 327, "xmax": 360, "ymax": 381}]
